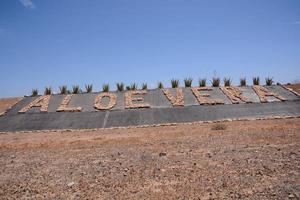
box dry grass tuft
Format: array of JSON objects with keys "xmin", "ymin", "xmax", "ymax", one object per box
[{"xmin": 211, "ymin": 123, "xmax": 227, "ymax": 130}]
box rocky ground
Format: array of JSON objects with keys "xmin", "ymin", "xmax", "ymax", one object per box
[{"xmin": 0, "ymin": 118, "xmax": 299, "ymax": 199}]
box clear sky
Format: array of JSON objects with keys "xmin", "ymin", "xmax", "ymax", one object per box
[{"xmin": 0, "ymin": 0, "xmax": 299, "ymax": 97}]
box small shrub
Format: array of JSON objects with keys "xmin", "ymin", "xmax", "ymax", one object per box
[
  {"xmin": 276, "ymin": 82, "xmax": 281, "ymax": 85},
  {"xmin": 102, "ymin": 84, "xmax": 109, "ymax": 92},
  {"xmin": 142, "ymin": 83, "xmax": 148, "ymax": 90},
  {"xmin": 130, "ymin": 83, "xmax": 138, "ymax": 90},
  {"xmin": 253, "ymin": 77, "xmax": 260, "ymax": 85},
  {"xmin": 157, "ymin": 82, "xmax": 164, "ymax": 89},
  {"xmin": 265, "ymin": 77, "xmax": 274, "ymax": 86},
  {"xmin": 211, "ymin": 77, "xmax": 220, "ymax": 87},
  {"xmin": 224, "ymin": 78, "xmax": 231, "ymax": 86},
  {"xmin": 31, "ymin": 89, "xmax": 38, "ymax": 97},
  {"xmin": 184, "ymin": 78, "xmax": 193, "ymax": 87},
  {"xmin": 44, "ymin": 87, "xmax": 52, "ymax": 95},
  {"xmin": 85, "ymin": 84, "xmax": 93, "ymax": 93},
  {"xmin": 171, "ymin": 79, "xmax": 179, "ymax": 88},
  {"xmin": 199, "ymin": 78, "xmax": 206, "ymax": 87},
  {"xmin": 211, "ymin": 123, "xmax": 227, "ymax": 130},
  {"xmin": 72, "ymin": 85, "xmax": 80, "ymax": 94},
  {"xmin": 59, "ymin": 85, "xmax": 67, "ymax": 94},
  {"xmin": 116, "ymin": 83, "xmax": 124, "ymax": 91},
  {"xmin": 240, "ymin": 78, "xmax": 246, "ymax": 86}
]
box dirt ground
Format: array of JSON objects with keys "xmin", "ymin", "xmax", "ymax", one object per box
[
  {"xmin": 0, "ymin": 118, "xmax": 299, "ymax": 199},
  {"xmin": 285, "ymin": 84, "xmax": 300, "ymax": 94},
  {"xmin": 0, "ymin": 97, "xmax": 22, "ymax": 115}
]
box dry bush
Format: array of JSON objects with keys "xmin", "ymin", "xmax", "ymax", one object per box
[{"xmin": 211, "ymin": 123, "xmax": 227, "ymax": 130}]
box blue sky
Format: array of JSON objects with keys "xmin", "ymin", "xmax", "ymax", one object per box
[{"xmin": 0, "ymin": 0, "xmax": 299, "ymax": 97}]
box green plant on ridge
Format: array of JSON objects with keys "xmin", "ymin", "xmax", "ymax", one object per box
[
  {"xmin": 171, "ymin": 79, "xmax": 179, "ymax": 88},
  {"xmin": 211, "ymin": 77, "xmax": 220, "ymax": 87},
  {"xmin": 102, "ymin": 84, "xmax": 109, "ymax": 92},
  {"xmin": 31, "ymin": 89, "xmax": 38, "ymax": 97},
  {"xmin": 184, "ymin": 78, "xmax": 193, "ymax": 87},
  {"xmin": 253, "ymin": 77, "xmax": 260, "ymax": 85},
  {"xmin": 44, "ymin": 87, "xmax": 52, "ymax": 95},
  {"xmin": 224, "ymin": 78, "xmax": 231, "ymax": 86},
  {"xmin": 199, "ymin": 78, "xmax": 206, "ymax": 87},
  {"xmin": 85, "ymin": 84, "xmax": 93, "ymax": 93},
  {"xmin": 59, "ymin": 85, "xmax": 68, "ymax": 94}
]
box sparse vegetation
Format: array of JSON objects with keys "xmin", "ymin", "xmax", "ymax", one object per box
[
  {"xmin": 240, "ymin": 78, "xmax": 246, "ymax": 86},
  {"xmin": 85, "ymin": 84, "xmax": 93, "ymax": 93},
  {"xmin": 184, "ymin": 78, "xmax": 193, "ymax": 87},
  {"xmin": 72, "ymin": 85, "xmax": 80, "ymax": 94},
  {"xmin": 199, "ymin": 79, "xmax": 206, "ymax": 87},
  {"xmin": 265, "ymin": 77, "xmax": 274, "ymax": 86},
  {"xmin": 44, "ymin": 87, "xmax": 52, "ymax": 95},
  {"xmin": 59, "ymin": 85, "xmax": 67, "ymax": 94},
  {"xmin": 130, "ymin": 83, "xmax": 138, "ymax": 90},
  {"xmin": 253, "ymin": 77, "xmax": 260, "ymax": 85},
  {"xmin": 211, "ymin": 123, "xmax": 227, "ymax": 130},
  {"xmin": 142, "ymin": 83, "xmax": 148, "ymax": 90},
  {"xmin": 211, "ymin": 77, "xmax": 220, "ymax": 87},
  {"xmin": 157, "ymin": 82, "xmax": 164, "ymax": 89},
  {"xmin": 224, "ymin": 78, "xmax": 232, "ymax": 86},
  {"xmin": 116, "ymin": 83, "xmax": 124, "ymax": 91},
  {"xmin": 102, "ymin": 84, "xmax": 109, "ymax": 92},
  {"xmin": 171, "ymin": 79, "xmax": 179, "ymax": 88},
  {"xmin": 31, "ymin": 89, "xmax": 38, "ymax": 97}
]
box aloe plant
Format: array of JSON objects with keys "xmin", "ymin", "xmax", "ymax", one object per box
[
  {"xmin": 59, "ymin": 85, "xmax": 68, "ymax": 94},
  {"xmin": 157, "ymin": 82, "xmax": 164, "ymax": 89},
  {"xmin": 31, "ymin": 89, "xmax": 38, "ymax": 97},
  {"xmin": 142, "ymin": 83, "xmax": 148, "ymax": 90},
  {"xmin": 184, "ymin": 78, "xmax": 193, "ymax": 87},
  {"xmin": 85, "ymin": 84, "xmax": 93, "ymax": 93},
  {"xmin": 44, "ymin": 87, "xmax": 52, "ymax": 95},
  {"xmin": 223, "ymin": 78, "xmax": 231, "ymax": 86},
  {"xmin": 116, "ymin": 82, "xmax": 124, "ymax": 91},
  {"xmin": 102, "ymin": 84, "xmax": 109, "ymax": 92},
  {"xmin": 199, "ymin": 78, "xmax": 206, "ymax": 87},
  {"xmin": 240, "ymin": 78, "xmax": 246, "ymax": 86},
  {"xmin": 211, "ymin": 77, "xmax": 220, "ymax": 87},
  {"xmin": 253, "ymin": 77, "xmax": 260, "ymax": 85},
  {"xmin": 171, "ymin": 79, "xmax": 179, "ymax": 88},
  {"xmin": 72, "ymin": 85, "xmax": 80, "ymax": 94},
  {"xmin": 126, "ymin": 86, "xmax": 131, "ymax": 91},
  {"xmin": 130, "ymin": 83, "xmax": 138, "ymax": 90},
  {"xmin": 265, "ymin": 77, "xmax": 274, "ymax": 86}
]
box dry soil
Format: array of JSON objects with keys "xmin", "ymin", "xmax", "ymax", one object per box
[{"xmin": 0, "ymin": 118, "xmax": 299, "ymax": 199}]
